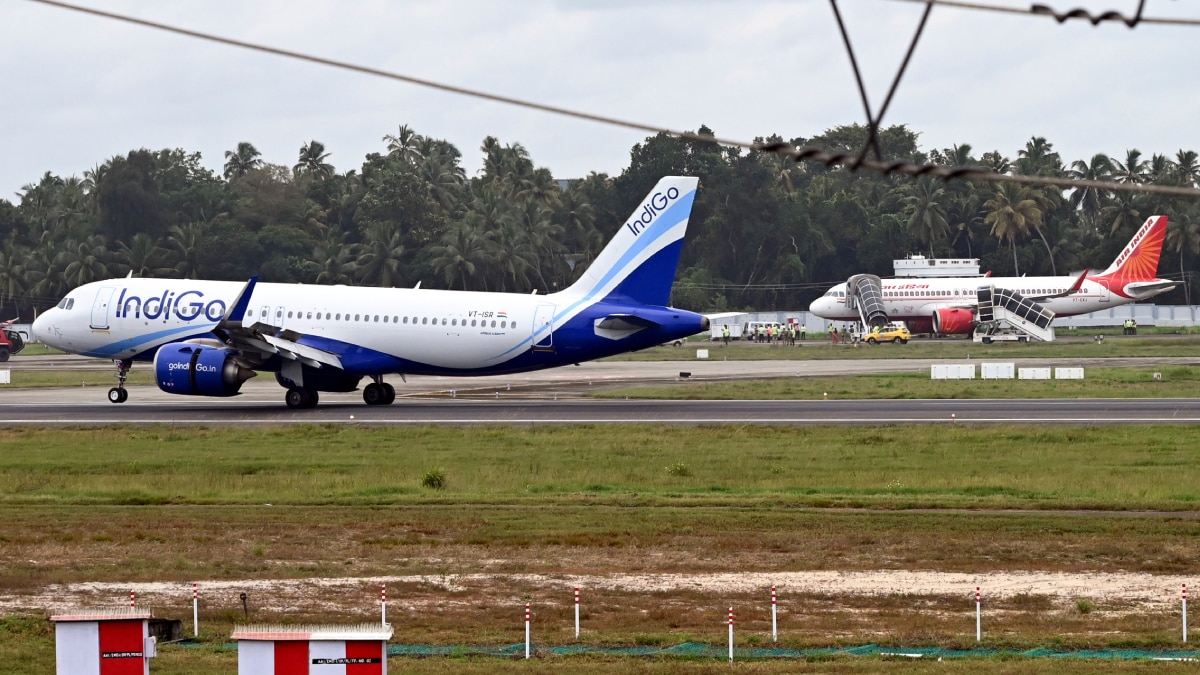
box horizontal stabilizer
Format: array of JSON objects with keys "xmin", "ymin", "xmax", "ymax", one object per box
[
  {"xmin": 1124, "ymin": 280, "xmax": 1181, "ymax": 297},
  {"xmin": 596, "ymin": 314, "xmax": 660, "ymax": 331}
]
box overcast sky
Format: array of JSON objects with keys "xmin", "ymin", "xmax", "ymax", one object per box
[{"xmin": 2, "ymin": 0, "xmax": 1198, "ymax": 200}]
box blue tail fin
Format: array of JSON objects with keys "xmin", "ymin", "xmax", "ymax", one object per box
[{"xmin": 562, "ymin": 176, "xmax": 699, "ymax": 306}]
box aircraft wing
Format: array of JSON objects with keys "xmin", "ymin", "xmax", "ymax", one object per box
[
  {"xmin": 212, "ymin": 277, "xmax": 345, "ymax": 370},
  {"xmin": 1026, "ymin": 269, "xmax": 1089, "ymax": 302}
]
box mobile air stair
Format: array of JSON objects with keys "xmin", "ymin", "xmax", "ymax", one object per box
[
  {"xmin": 973, "ymin": 285, "xmax": 1056, "ymax": 343},
  {"xmin": 845, "ymin": 274, "xmax": 890, "ymax": 329}
]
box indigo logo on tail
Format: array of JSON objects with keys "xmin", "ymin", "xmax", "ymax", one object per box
[{"xmin": 625, "ymin": 186, "xmax": 681, "ymax": 237}]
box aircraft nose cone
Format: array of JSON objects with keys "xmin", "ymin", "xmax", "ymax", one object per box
[{"xmin": 31, "ymin": 312, "xmax": 54, "ymax": 346}]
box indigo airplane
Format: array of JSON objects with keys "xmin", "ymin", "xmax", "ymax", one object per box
[
  {"xmin": 809, "ymin": 215, "xmax": 1179, "ymax": 336},
  {"xmin": 32, "ymin": 176, "xmax": 709, "ymax": 408}
]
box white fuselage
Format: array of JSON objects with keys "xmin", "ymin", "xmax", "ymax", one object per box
[
  {"xmin": 810, "ymin": 275, "xmax": 1136, "ymax": 323},
  {"xmin": 37, "ymin": 277, "xmax": 571, "ymax": 372}
]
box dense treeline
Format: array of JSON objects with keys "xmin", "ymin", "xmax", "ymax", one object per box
[{"xmin": 2, "ymin": 123, "xmax": 1199, "ymax": 321}]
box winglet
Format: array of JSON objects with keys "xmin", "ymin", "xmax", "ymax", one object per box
[
  {"xmin": 1068, "ymin": 268, "xmax": 1088, "ymax": 294},
  {"xmin": 221, "ymin": 276, "xmax": 258, "ymax": 325}
]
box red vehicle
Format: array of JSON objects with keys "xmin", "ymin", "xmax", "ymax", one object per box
[{"xmin": 0, "ymin": 321, "xmax": 24, "ymax": 362}]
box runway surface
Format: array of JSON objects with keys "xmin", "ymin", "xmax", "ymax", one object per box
[{"xmin": 3, "ymin": 357, "xmax": 1198, "ymax": 425}]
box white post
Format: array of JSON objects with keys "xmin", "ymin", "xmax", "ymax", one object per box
[
  {"xmin": 525, "ymin": 603, "xmax": 531, "ymax": 659},
  {"xmin": 771, "ymin": 586, "xmax": 778, "ymax": 643},
  {"xmin": 574, "ymin": 587, "xmax": 580, "ymax": 639},
  {"xmin": 381, "ymin": 584, "xmax": 387, "ymax": 625},
  {"xmin": 192, "ymin": 583, "xmax": 199, "ymax": 637},
  {"xmin": 727, "ymin": 606, "xmax": 734, "ymax": 663},
  {"xmin": 1184, "ymin": 583, "xmax": 1189, "ymax": 643},
  {"xmin": 975, "ymin": 586, "xmax": 981, "ymax": 642}
]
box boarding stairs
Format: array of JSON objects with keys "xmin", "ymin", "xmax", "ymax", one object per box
[
  {"xmin": 975, "ymin": 285, "xmax": 1056, "ymax": 342},
  {"xmin": 845, "ymin": 274, "xmax": 890, "ymax": 329}
]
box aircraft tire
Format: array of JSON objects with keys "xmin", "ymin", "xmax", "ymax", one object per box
[
  {"xmin": 108, "ymin": 387, "xmax": 125, "ymax": 404},
  {"xmin": 286, "ymin": 387, "xmax": 317, "ymax": 409},
  {"xmin": 0, "ymin": 347, "xmax": 8, "ymax": 362},
  {"xmin": 382, "ymin": 383, "xmax": 396, "ymax": 405},
  {"xmin": 363, "ymin": 383, "xmax": 384, "ymax": 406}
]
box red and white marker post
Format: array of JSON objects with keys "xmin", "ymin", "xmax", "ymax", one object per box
[
  {"xmin": 1184, "ymin": 583, "xmax": 1189, "ymax": 643},
  {"xmin": 771, "ymin": 586, "xmax": 778, "ymax": 643},
  {"xmin": 381, "ymin": 584, "xmax": 388, "ymax": 625},
  {"xmin": 130, "ymin": 590, "xmax": 136, "ymax": 608},
  {"xmin": 975, "ymin": 586, "xmax": 982, "ymax": 642},
  {"xmin": 727, "ymin": 606, "xmax": 735, "ymax": 663},
  {"xmin": 574, "ymin": 587, "xmax": 580, "ymax": 638},
  {"xmin": 192, "ymin": 583, "xmax": 199, "ymax": 636},
  {"xmin": 524, "ymin": 603, "xmax": 531, "ymax": 659}
]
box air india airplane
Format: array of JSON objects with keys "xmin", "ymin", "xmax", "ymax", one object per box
[
  {"xmin": 31, "ymin": 176, "xmax": 709, "ymax": 408},
  {"xmin": 809, "ymin": 215, "xmax": 1178, "ymax": 336}
]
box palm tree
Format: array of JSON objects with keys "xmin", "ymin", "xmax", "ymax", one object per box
[
  {"xmin": 1173, "ymin": 150, "xmax": 1200, "ymax": 188},
  {"xmin": 899, "ymin": 177, "xmax": 949, "ymax": 256},
  {"xmin": 1114, "ymin": 149, "xmax": 1148, "ymax": 184},
  {"xmin": 294, "ymin": 140, "xmax": 334, "ymax": 179},
  {"xmin": 980, "ymin": 151, "xmax": 1011, "ymax": 175},
  {"xmin": 355, "ymin": 221, "xmax": 405, "ymax": 287},
  {"xmin": 223, "ymin": 142, "xmax": 263, "ymax": 180},
  {"xmin": 382, "ymin": 124, "xmax": 421, "ymax": 164},
  {"xmin": 165, "ymin": 223, "xmax": 207, "ymax": 279},
  {"xmin": 115, "ymin": 233, "xmax": 172, "ymax": 278},
  {"xmin": 946, "ymin": 191, "xmax": 984, "ymax": 258},
  {"xmin": 1067, "ymin": 153, "xmax": 1115, "ymax": 230},
  {"xmin": 1015, "ymin": 137, "xmax": 1062, "ymax": 177},
  {"xmin": 61, "ymin": 236, "xmax": 111, "ymax": 288},
  {"xmin": 984, "ymin": 182, "xmax": 1044, "ymax": 275},
  {"xmin": 1166, "ymin": 213, "xmax": 1200, "ymax": 306},
  {"xmin": 312, "ymin": 231, "xmax": 358, "ymax": 285},
  {"xmin": 430, "ymin": 221, "xmax": 487, "ymax": 290},
  {"xmin": 1099, "ymin": 196, "xmax": 1142, "ymax": 238}
]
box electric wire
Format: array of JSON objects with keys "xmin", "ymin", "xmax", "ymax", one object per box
[{"xmin": 23, "ymin": 0, "xmax": 1200, "ymax": 199}]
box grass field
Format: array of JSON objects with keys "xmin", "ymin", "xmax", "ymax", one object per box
[
  {"xmin": 604, "ymin": 334, "xmax": 1200, "ymax": 361},
  {"xmin": 4, "ymin": 356, "xmax": 1200, "ymax": 671},
  {"xmin": 597, "ymin": 366, "xmax": 1200, "ymax": 400},
  {"xmin": 1, "ymin": 424, "xmax": 1200, "ymax": 674}
]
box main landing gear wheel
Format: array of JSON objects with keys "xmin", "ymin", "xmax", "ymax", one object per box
[
  {"xmin": 285, "ymin": 387, "xmax": 319, "ymax": 409},
  {"xmin": 363, "ymin": 381, "xmax": 396, "ymax": 406},
  {"xmin": 108, "ymin": 358, "xmax": 132, "ymax": 404}
]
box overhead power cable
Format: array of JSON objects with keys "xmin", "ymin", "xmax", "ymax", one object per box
[{"xmin": 25, "ymin": 0, "xmax": 1200, "ymax": 198}]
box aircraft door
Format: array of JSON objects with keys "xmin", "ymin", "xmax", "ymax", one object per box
[
  {"xmin": 275, "ymin": 306, "xmax": 287, "ymax": 328},
  {"xmin": 258, "ymin": 305, "xmax": 270, "ymax": 323},
  {"xmin": 532, "ymin": 304, "xmax": 555, "ymax": 352},
  {"xmin": 1096, "ymin": 279, "xmax": 1111, "ymax": 303},
  {"xmin": 90, "ymin": 286, "xmax": 116, "ymax": 330}
]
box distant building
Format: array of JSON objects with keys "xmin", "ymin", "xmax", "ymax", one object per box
[{"xmin": 893, "ymin": 255, "xmax": 981, "ymax": 278}]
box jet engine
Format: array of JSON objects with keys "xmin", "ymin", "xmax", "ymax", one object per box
[
  {"xmin": 931, "ymin": 308, "xmax": 976, "ymax": 335},
  {"xmin": 153, "ymin": 343, "xmax": 256, "ymax": 396}
]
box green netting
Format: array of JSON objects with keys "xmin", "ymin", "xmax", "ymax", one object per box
[{"xmin": 382, "ymin": 643, "xmax": 1200, "ymax": 660}]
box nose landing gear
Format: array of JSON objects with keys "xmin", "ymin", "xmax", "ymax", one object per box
[{"xmin": 108, "ymin": 359, "xmax": 131, "ymax": 404}]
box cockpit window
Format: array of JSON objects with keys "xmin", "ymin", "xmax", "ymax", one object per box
[{"xmin": 57, "ymin": 297, "xmax": 75, "ymax": 310}]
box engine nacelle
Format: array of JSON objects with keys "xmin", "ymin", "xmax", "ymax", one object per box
[
  {"xmin": 154, "ymin": 343, "xmax": 256, "ymax": 397},
  {"xmin": 931, "ymin": 308, "xmax": 976, "ymax": 335}
]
